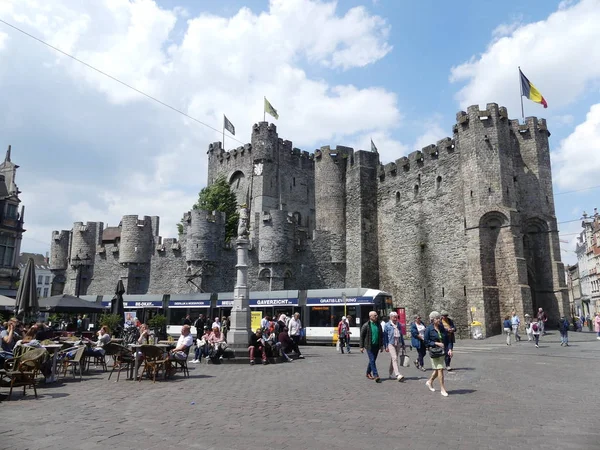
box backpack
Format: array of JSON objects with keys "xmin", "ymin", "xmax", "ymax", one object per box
[{"xmin": 532, "ymin": 323, "xmax": 538, "ymax": 332}]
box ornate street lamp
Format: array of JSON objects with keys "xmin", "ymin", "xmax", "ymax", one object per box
[{"xmin": 71, "ymin": 253, "xmax": 90, "ymax": 297}]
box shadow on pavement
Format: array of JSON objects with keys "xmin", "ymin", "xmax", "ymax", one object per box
[{"xmin": 449, "ymin": 389, "xmax": 476, "ymax": 395}]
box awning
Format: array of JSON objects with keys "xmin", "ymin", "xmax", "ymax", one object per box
[
  {"xmin": 168, "ymin": 300, "xmax": 211, "ymax": 308},
  {"xmin": 121, "ymin": 294, "xmax": 164, "ymax": 309}
]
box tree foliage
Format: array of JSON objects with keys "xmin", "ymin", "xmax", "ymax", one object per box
[{"xmin": 177, "ymin": 176, "xmax": 239, "ymax": 242}]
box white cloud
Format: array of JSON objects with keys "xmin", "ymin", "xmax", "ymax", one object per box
[
  {"xmin": 0, "ymin": 0, "xmax": 400, "ymax": 253},
  {"xmin": 552, "ymin": 103, "xmax": 600, "ymax": 190},
  {"xmin": 412, "ymin": 115, "xmax": 447, "ymax": 151},
  {"xmin": 450, "ymin": 0, "xmax": 600, "ymax": 114}
]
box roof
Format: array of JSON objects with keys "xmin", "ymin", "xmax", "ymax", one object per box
[
  {"xmin": 18, "ymin": 253, "xmax": 50, "ymax": 270},
  {"xmin": 102, "ymin": 226, "xmax": 121, "ymax": 242}
]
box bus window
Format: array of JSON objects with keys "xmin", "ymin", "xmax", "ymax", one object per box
[
  {"xmin": 332, "ymin": 305, "xmax": 357, "ymax": 327},
  {"xmin": 309, "ymin": 306, "xmax": 331, "ymax": 327}
]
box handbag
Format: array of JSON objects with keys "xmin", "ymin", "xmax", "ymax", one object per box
[
  {"xmin": 429, "ymin": 345, "xmax": 444, "ymax": 358},
  {"xmin": 400, "ymin": 348, "xmax": 410, "ymax": 367}
]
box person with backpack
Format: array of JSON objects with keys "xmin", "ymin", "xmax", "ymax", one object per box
[{"xmin": 531, "ymin": 320, "xmax": 541, "ymax": 348}]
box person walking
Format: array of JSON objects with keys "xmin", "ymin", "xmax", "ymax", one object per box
[
  {"xmin": 524, "ymin": 314, "xmax": 533, "ymax": 341},
  {"xmin": 595, "ymin": 313, "xmax": 600, "ymax": 340},
  {"xmin": 359, "ymin": 311, "xmax": 384, "ymax": 383},
  {"xmin": 410, "ymin": 315, "xmax": 427, "ymax": 371},
  {"xmin": 288, "ymin": 313, "xmax": 303, "ymax": 347},
  {"xmin": 383, "ymin": 312, "xmax": 405, "ymax": 382},
  {"xmin": 440, "ymin": 311, "xmax": 456, "ymax": 371},
  {"xmin": 503, "ymin": 316, "xmax": 512, "ymax": 346},
  {"xmin": 537, "ymin": 308, "xmax": 548, "ymax": 335},
  {"xmin": 558, "ymin": 315, "xmax": 570, "ymax": 346},
  {"xmin": 511, "ymin": 310, "xmax": 521, "ymax": 342},
  {"xmin": 424, "ymin": 311, "xmax": 450, "ymax": 397},
  {"xmin": 337, "ymin": 316, "xmax": 350, "ymax": 354},
  {"xmin": 532, "ymin": 319, "xmax": 541, "ymax": 348}
]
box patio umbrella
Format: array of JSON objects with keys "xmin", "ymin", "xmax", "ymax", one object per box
[
  {"xmin": 111, "ymin": 280, "xmax": 125, "ymax": 322},
  {"xmin": 0, "ymin": 294, "xmax": 15, "ymax": 311},
  {"xmin": 14, "ymin": 257, "xmax": 39, "ymax": 322},
  {"xmin": 39, "ymin": 294, "xmax": 106, "ymax": 313}
]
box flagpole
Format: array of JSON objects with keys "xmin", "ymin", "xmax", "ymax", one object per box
[
  {"xmin": 518, "ymin": 66, "xmax": 524, "ymax": 122},
  {"xmin": 263, "ymin": 96, "xmax": 266, "ymax": 122},
  {"xmin": 222, "ymin": 115, "xmax": 225, "ymax": 150}
]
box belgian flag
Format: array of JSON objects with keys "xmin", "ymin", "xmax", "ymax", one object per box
[{"xmin": 520, "ymin": 69, "xmax": 547, "ymax": 108}]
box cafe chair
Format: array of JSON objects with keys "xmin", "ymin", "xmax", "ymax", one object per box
[
  {"xmin": 3, "ymin": 347, "xmax": 47, "ymax": 400},
  {"xmin": 138, "ymin": 345, "xmax": 168, "ymax": 383},
  {"xmin": 61, "ymin": 346, "xmax": 86, "ymax": 380},
  {"xmin": 108, "ymin": 345, "xmax": 134, "ymax": 382}
]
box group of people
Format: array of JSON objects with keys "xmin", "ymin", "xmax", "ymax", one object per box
[
  {"xmin": 248, "ymin": 312, "xmax": 305, "ymax": 364},
  {"xmin": 357, "ymin": 310, "xmax": 456, "ymax": 397}
]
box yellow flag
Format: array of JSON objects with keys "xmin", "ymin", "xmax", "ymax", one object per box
[{"xmin": 264, "ymin": 97, "xmax": 279, "ymax": 119}]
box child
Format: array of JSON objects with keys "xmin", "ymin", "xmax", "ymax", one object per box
[
  {"xmin": 503, "ymin": 316, "xmax": 512, "ymax": 345},
  {"xmin": 531, "ymin": 320, "xmax": 540, "ymax": 348}
]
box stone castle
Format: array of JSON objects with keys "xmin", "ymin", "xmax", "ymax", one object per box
[{"xmin": 50, "ymin": 103, "xmax": 569, "ymax": 336}]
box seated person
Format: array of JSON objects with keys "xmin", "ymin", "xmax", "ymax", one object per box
[
  {"xmin": 278, "ymin": 327, "xmax": 304, "ymax": 359},
  {"xmin": 84, "ymin": 325, "xmax": 111, "ymax": 356},
  {"xmin": 207, "ymin": 326, "xmax": 227, "ymax": 361},
  {"xmin": 263, "ymin": 325, "xmax": 281, "ymax": 358},
  {"xmin": 0, "ymin": 318, "xmax": 20, "ymax": 366},
  {"xmin": 248, "ymin": 328, "xmax": 268, "ymax": 365},
  {"xmin": 169, "ymin": 325, "xmax": 193, "ymax": 360},
  {"xmin": 137, "ymin": 324, "xmax": 154, "ymax": 345},
  {"xmin": 15, "ymin": 326, "xmax": 42, "ymax": 348},
  {"xmin": 192, "ymin": 326, "xmax": 211, "ymax": 363}
]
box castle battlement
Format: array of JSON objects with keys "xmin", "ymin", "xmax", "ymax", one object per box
[{"xmin": 378, "ymin": 137, "xmax": 455, "ymax": 181}]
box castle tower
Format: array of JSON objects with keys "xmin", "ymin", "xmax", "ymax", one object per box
[
  {"xmin": 510, "ymin": 117, "xmax": 569, "ymax": 324},
  {"xmin": 345, "ymin": 149, "xmax": 380, "ymax": 288},
  {"xmin": 118, "ymin": 215, "xmax": 156, "ymax": 294},
  {"xmin": 250, "ymin": 122, "xmax": 281, "ymax": 216},
  {"xmin": 50, "ymin": 230, "xmax": 70, "ymax": 296},
  {"xmin": 456, "ymin": 104, "xmax": 530, "ymax": 336},
  {"xmin": 314, "ymin": 145, "xmax": 349, "ymax": 264},
  {"xmin": 66, "ymin": 221, "xmax": 103, "ymax": 296}
]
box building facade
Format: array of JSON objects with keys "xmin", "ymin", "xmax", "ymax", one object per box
[
  {"xmin": 0, "ymin": 146, "xmax": 25, "ymax": 297},
  {"xmin": 575, "ymin": 211, "xmax": 600, "ymax": 316},
  {"xmin": 50, "ymin": 103, "xmax": 569, "ymax": 337},
  {"xmin": 19, "ymin": 253, "xmax": 53, "ymax": 299}
]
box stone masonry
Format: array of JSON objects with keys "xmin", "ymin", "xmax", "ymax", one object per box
[{"xmin": 50, "ymin": 103, "xmax": 569, "ymax": 337}]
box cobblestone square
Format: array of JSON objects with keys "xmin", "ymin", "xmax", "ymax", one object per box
[{"xmin": 1, "ymin": 332, "xmax": 598, "ymax": 450}]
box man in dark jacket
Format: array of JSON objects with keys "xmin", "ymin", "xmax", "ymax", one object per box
[
  {"xmin": 359, "ymin": 311, "xmax": 384, "ymax": 383},
  {"xmin": 278, "ymin": 327, "xmax": 303, "ymax": 361}
]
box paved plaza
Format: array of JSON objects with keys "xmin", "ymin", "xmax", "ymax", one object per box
[{"xmin": 1, "ymin": 331, "xmax": 598, "ymax": 450}]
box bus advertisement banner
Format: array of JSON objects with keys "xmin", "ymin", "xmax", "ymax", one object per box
[{"xmin": 306, "ymin": 296, "xmax": 372, "ymax": 305}]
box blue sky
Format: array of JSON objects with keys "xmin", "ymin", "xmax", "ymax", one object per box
[{"xmin": 1, "ymin": 0, "xmax": 599, "ymax": 266}]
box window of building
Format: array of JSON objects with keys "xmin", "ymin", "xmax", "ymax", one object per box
[
  {"xmin": 38, "ymin": 275, "xmax": 43, "ymax": 284},
  {"xmin": 6, "ymin": 204, "xmax": 17, "ymax": 219},
  {"xmin": 45, "ymin": 276, "xmax": 50, "ymax": 285},
  {"xmin": 43, "ymin": 288, "xmax": 49, "ymax": 297},
  {"xmin": 36, "ymin": 287, "xmax": 41, "ymax": 297},
  {"xmin": 0, "ymin": 235, "xmax": 15, "ymax": 267}
]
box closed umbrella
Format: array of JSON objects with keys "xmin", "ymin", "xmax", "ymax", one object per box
[
  {"xmin": 111, "ymin": 279, "xmax": 125, "ymax": 326},
  {"xmin": 14, "ymin": 257, "xmax": 39, "ymax": 322},
  {"xmin": 39, "ymin": 294, "xmax": 106, "ymax": 313}
]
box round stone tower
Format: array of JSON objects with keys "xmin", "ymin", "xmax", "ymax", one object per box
[
  {"xmin": 71, "ymin": 222, "xmax": 102, "ymax": 260},
  {"xmin": 119, "ymin": 215, "xmax": 154, "ymax": 264},
  {"xmin": 185, "ymin": 209, "xmax": 226, "ymax": 262},
  {"xmin": 314, "ymin": 145, "xmax": 350, "ymax": 263},
  {"xmin": 50, "ymin": 230, "xmax": 70, "ymax": 270},
  {"xmin": 258, "ymin": 210, "xmax": 292, "ymax": 264}
]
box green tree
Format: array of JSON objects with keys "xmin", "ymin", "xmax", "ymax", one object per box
[{"xmin": 177, "ymin": 176, "xmax": 240, "ymax": 242}]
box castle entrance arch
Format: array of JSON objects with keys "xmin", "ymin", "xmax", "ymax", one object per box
[
  {"xmin": 479, "ymin": 211, "xmax": 510, "ymax": 336},
  {"xmin": 228, "ymin": 170, "xmax": 247, "ymax": 206},
  {"xmin": 523, "ymin": 218, "xmax": 552, "ymax": 316}
]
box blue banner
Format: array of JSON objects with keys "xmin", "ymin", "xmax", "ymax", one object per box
[
  {"xmin": 306, "ymin": 296, "xmax": 372, "ymax": 305},
  {"xmin": 217, "ymin": 300, "xmax": 234, "ymax": 307},
  {"xmin": 123, "ymin": 300, "xmax": 163, "ymax": 308},
  {"xmin": 168, "ymin": 300, "xmax": 211, "ymax": 308},
  {"xmin": 250, "ymin": 298, "xmax": 298, "ymax": 306}
]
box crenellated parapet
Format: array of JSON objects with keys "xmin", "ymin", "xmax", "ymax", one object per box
[
  {"xmin": 50, "ymin": 230, "xmax": 71, "ymax": 270},
  {"xmin": 155, "ymin": 237, "xmax": 182, "ymax": 253},
  {"xmin": 185, "ymin": 209, "xmax": 226, "ymax": 262},
  {"xmin": 119, "ymin": 215, "xmax": 155, "ymax": 264},
  {"xmin": 378, "ymin": 138, "xmax": 455, "ymax": 181}
]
